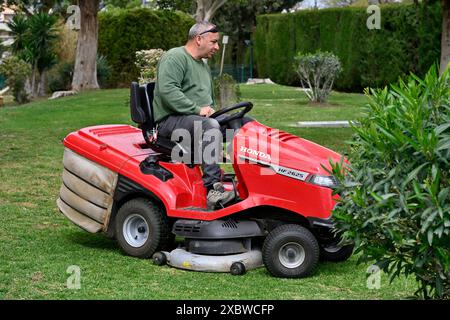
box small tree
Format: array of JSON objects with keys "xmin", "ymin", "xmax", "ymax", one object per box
[
  {"xmin": 213, "ymin": 73, "xmax": 241, "ymax": 109},
  {"xmin": 135, "ymin": 49, "xmax": 166, "ymax": 84},
  {"xmin": 330, "ymin": 65, "xmax": 449, "ymax": 299},
  {"xmin": 294, "ymin": 51, "xmax": 342, "ymax": 103}
]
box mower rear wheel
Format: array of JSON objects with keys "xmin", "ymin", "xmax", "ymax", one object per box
[
  {"xmin": 262, "ymin": 224, "xmax": 319, "ymax": 278},
  {"xmin": 115, "ymin": 198, "xmax": 172, "ymax": 259}
]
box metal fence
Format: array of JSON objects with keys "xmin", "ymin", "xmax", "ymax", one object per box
[{"xmin": 211, "ymin": 64, "xmax": 252, "ymax": 83}]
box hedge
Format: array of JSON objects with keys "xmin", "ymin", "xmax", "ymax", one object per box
[
  {"xmin": 254, "ymin": 3, "xmax": 442, "ymax": 91},
  {"xmin": 98, "ymin": 8, "xmax": 194, "ymax": 87}
]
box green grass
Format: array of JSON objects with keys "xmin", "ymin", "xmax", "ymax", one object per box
[{"xmin": 0, "ymin": 85, "xmax": 417, "ymax": 299}]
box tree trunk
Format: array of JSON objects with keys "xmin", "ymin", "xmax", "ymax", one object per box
[
  {"xmin": 195, "ymin": 0, "xmax": 205, "ymax": 21},
  {"xmin": 31, "ymin": 63, "xmax": 37, "ymax": 98},
  {"xmin": 195, "ymin": 0, "xmax": 227, "ymax": 22},
  {"xmin": 38, "ymin": 71, "xmax": 47, "ymax": 96},
  {"xmin": 72, "ymin": 0, "xmax": 99, "ymax": 91},
  {"xmin": 440, "ymin": 0, "xmax": 450, "ymax": 74},
  {"xmin": 24, "ymin": 77, "xmax": 32, "ymax": 97}
]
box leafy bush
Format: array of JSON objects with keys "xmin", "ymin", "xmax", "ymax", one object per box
[
  {"xmin": 48, "ymin": 61, "xmax": 73, "ymax": 92},
  {"xmin": 54, "ymin": 22, "xmax": 77, "ymax": 65},
  {"xmin": 213, "ymin": 73, "xmax": 241, "ymax": 110},
  {"xmin": 47, "ymin": 22, "xmax": 77, "ymax": 93},
  {"xmin": 0, "ymin": 56, "xmax": 32, "ymax": 103},
  {"xmin": 48, "ymin": 55, "xmax": 111, "ymax": 92},
  {"xmin": 98, "ymin": 8, "xmax": 194, "ymax": 87},
  {"xmin": 135, "ymin": 48, "xmax": 166, "ymax": 84},
  {"xmin": 331, "ymin": 65, "xmax": 450, "ymax": 299},
  {"xmin": 96, "ymin": 55, "xmax": 111, "ymax": 88},
  {"xmin": 294, "ymin": 51, "xmax": 342, "ymax": 103}
]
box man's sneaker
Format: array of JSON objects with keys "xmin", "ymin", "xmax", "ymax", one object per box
[{"xmin": 207, "ymin": 182, "xmax": 235, "ymax": 210}]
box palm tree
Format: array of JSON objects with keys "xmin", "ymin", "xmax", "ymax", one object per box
[
  {"xmin": 28, "ymin": 12, "xmax": 59, "ymax": 96},
  {"xmin": 8, "ymin": 12, "xmax": 59, "ymax": 97},
  {"xmin": 7, "ymin": 14, "xmax": 29, "ymax": 54}
]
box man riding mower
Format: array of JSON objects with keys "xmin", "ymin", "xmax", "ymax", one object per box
[{"xmin": 56, "ymin": 81, "xmax": 353, "ymax": 277}]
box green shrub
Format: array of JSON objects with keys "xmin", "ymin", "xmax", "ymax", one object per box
[
  {"xmin": 48, "ymin": 61, "xmax": 73, "ymax": 92},
  {"xmin": 294, "ymin": 51, "xmax": 342, "ymax": 103},
  {"xmin": 98, "ymin": 8, "xmax": 194, "ymax": 87},
  {"xmin": 254, "ymin": 3, "xmax": 441, "ymax": 92},
  {"xmin": 135, "ymin": 48, "xmax": 166, "ymax": 84},
  {"xmin": 97, "ymin": 55, "xmax": 111, "ymax": 88},
  {"xmin": 48, "ymin": 55, "xmax": 111, "ymax": 92},
  {"xmin": 0, "ymin": 56, "xmax": 31, "ymax": 103},
  {"xmin": 330, "ymin": 65, "xmax": 450, "ymax": 299}
]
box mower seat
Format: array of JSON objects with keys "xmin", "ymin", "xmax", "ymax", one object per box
[{"xmin": 130, "ymin": 82, "xmax": 176, "ymax": 155}]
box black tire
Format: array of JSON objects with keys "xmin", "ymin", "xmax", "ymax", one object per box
[
  {"xmin": 152, "ymin": 252, "xmax": 167, "ymax": 266},
  {"xmin": 320, "ymin": 242, "xmax": 354, "ymax": 262},
  {"xmin": 115, "ymin": 198, "xmax": 172, "ymax": 259},
  {"xmin": 230, "ymin": 262, "xmax": 246, "ymax": 276},
  {"xmin": 262, "ymin": 224, "xmax": 319, "ymax": 278}
]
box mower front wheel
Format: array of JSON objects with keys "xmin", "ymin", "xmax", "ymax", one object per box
[
  {"xmin": 115, "ymin": 198, "xmax": 172, "ymax": 259},
  {"xmin": 320, "ymin": 242, "xmax": 354, "ymax": 262},
  {"xmin": 152, "ymin": 252, "xmax": 168, "ymax": 266},
  {"xmin": 262, "ymin": 224, "xmax": 319, "ymax": 278},
  {"xmin": 230, "ymin": 262, "xmax": 246, "ymax": 276}
]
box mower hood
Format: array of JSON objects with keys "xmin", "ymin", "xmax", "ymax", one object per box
[{"xmin": 234, "ymin": 121, "xmax": 342, "ymax": 178}]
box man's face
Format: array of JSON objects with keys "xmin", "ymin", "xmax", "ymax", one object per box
[{"xmin": 197, "ymin": 32, "xmax": 220, "ymax": 59}]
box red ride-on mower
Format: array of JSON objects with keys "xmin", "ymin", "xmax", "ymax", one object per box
[{"xmin": 56, "ymin": 82, "xmax": 353, "ymax": 277}]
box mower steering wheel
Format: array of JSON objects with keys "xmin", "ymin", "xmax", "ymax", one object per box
[{"xmin": 210, "ymin": 101, "xmax": 253, "ymax": 126}]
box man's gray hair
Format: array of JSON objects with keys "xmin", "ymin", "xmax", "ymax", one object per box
[{"xmin": 188, "ymin": 21, "xmax": 216, "ymax": 40}]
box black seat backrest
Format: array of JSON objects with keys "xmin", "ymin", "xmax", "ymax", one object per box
[
  {"xmin": 130, "ymin": 82, "xmax": 193, "ymax": 161},
  {"xmin": 130, "ymin": 82, "xmax": 156, "ymax": 143}
]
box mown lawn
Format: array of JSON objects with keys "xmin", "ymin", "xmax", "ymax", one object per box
[{"xmin": 0, "ymin": 85, "xmax": 417, "ymax": 299}]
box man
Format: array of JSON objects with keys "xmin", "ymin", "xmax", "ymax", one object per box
[{"xmin": 153, "ymin": 21, "xmax": 235, "ymax": 210}]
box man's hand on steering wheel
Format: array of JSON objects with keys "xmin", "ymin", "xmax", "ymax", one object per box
[
  {"xmin": 209, "ymin": 101, "xmax": 253, "ymax": 125},
  {"xmin": 200, "ymin": 106, "xmax": 215, "ymax": 117}
]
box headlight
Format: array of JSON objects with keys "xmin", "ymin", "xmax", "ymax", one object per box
[{"xmin": 307, "ymin": 175, "xmax": 339, "ymax": 188}]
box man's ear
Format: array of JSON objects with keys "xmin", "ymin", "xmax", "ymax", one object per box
[{"xmin": 195, "ymin": 36, "xmax": 202, "ymax": 46}]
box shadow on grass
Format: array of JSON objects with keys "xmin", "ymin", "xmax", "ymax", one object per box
[
  {"xmin": 296, "ymin": 100, "xmax": 342, "ymax": 108},
  {"xmin": 66, "ymin": 230, "xmax": 117, "ymax": 252},
  {"xmin": 315, "ymin": 259, "xmax": 358, "ymax": 277}
]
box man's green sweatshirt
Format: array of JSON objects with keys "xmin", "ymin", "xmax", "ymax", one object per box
[{"xmin": 153, "ymin": 46, "xmax": 214, "ymax": 123}]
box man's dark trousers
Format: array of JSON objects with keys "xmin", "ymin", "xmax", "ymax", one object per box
[
  {"xmin": 157, "ymin": 114, "xmax": 253, "ymax": 191},
  {"xmin": 157, "ymin": 114, "xmax": 223, "ymax": 190}
]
